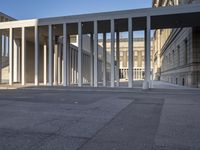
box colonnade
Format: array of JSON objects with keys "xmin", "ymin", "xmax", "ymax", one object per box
[
  {"xmin": 0, "ymin": 33, "xmax": 9, "ymax": 83},
  {"xmin": 0, "ymin": 16, "xmax": 152, "ymax": 89}
]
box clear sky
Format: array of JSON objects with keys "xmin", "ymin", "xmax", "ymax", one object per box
[{"xmin": 0, "ymin": 0, "xmax": 151, "ymax": 20}]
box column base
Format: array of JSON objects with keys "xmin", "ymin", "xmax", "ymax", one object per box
[
  {"xmin": 63, "ymin": 82, "xmax": 67, "ymax": 87},
  {"xmin": 94, "ymin": 82, "xmax": 98, "ymax": 87},
  {"xmin": 48, "ymin": 83, "xmax": 53, "ymax": 86},
  {"xmin": 143, "ymin": 80, "xmax": 150, "ymax": 89}
]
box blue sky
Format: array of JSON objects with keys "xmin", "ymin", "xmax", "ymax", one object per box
[{"xmin": 0, "ymin": 0, "xmax": 151, "ymax": 20}]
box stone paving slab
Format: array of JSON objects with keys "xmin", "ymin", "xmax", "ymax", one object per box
[
  {"xmin": 79, "ymin": 98, "xmax": 164, "ymax": 150},
  {"xmin": 0, "ymin": 89, "xmax": 132, "ymax": 150},
  {"xmin": 0, "ymin": 88, "xmax": 200, "ymax": 150}
]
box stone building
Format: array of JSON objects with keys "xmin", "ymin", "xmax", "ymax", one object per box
[
  {"xmin": 152, "ymin": 0, "xmax": 200, "ymax": 88},
  {"xmin": 99, "ymin": 37, "xmax": 153, "ymax": 81},
  {"xmin": 0, "ymin": 4, "xmax": 199, "ymax": 89}
]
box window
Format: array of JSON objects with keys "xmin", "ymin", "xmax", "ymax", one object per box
[
  {"xmin": 184, "ymin": 39, "xmax": 188, "ymax": 64},
  {"xmin": 142, "ymin": 51, "xmax": 144, "ymax": 56},
  {"xmin": 135, "ymin": 51, "xmax": 138, "ymax": 56},
  {"xmin": 70, "ymin": 35, "xmax": 77, "ymax": 43},
  {"xmin": 177, "ymin": 45, "xmax": 180, "ymax": 66},
  {"xmin": 172, "ymin": 50, "xmax": 175, "ymax": 65},
  {"xmin": 166, "ymin": 56, "xmax": 168, "ymax": 64},
  {"xmin": 134, "ymin": 61, "xmax": 138, "ymax": 67},
  {"xmin": 120, "ymin": 51, "xmax": 123, "ymax": 57},
  {"xmin": 142, "ymin": 61, "xmax": 144, "ymax": 67}
]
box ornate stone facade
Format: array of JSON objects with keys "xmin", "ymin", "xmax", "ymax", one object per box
[
  {"xmin": 153, "ymin": 0, "xmax": 200, "ymax": 87},
  {"xmin": 99, "ymin": 38, "xmax": 153, "ymax": 80}
]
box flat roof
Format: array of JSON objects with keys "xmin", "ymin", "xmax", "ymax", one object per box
[{"xmin": 0, "ymin": 3, "xmax": 200, "ymax": 33}]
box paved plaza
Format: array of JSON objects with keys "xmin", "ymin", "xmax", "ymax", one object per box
[{"xmin": 0, "ymin": 84, "xmax": 200, "ymax": 150}]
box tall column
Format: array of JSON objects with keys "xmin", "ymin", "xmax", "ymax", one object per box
[
  {"xmin": 6, "ymin": 36, "xmax": 9, "ymax": 56},
  {"xmin": 9, "ymin": 28, "xmax": 13, "ymax": 85},
  {"xmin": 0, "ymin": 33, "xmax": 2, "ymax": 83},
  {"xmin": 71, "ymin": 50, "xmax": 74, "ymax": 83},
  {"xmin": 48, "ymin": 25, "xmax": 53, "ymax": 86},
  {"xmin": 54, "ymin": 44, "xmax": 58, "ymax": 85},
  {"xmin": 58, "ymin": 41, "xmax": 62, "ymax": 84},
  {"xmin": 21, "ymin": 27, "xmax": 26, "ymax": 85},
  {"xmin": 102, "ymin": 33, "xmax": 107, "ymax": 86},
  {"xmin": 90, "ymin": 34, "xmax": 94, "ymax": 86},
  {"xmin": 2, "ymin": 34, "xmax": 6, "ymax": 56},
  {"xmin": 110, "ymin": 19, "xmax": 115, "ymax": 87},
  {"xmin": 78, "ymin": 22, "xmax": 82, "ymax": 87},
  {"xmin": 63, "ymin": 24, "xmax": 68, "ymax": 86},
  {"xmin": 35, "ymin": 26, "xmax": 39, "ymax": 86},
  {"xmin": 157, "ymin": 30, "xmax": 161, "ymax": 69},
  {"xmin": 116, "ymin": 32, "xmax": 120, "ymax": 87},
  {"xmin": 94, "ymin": 21, "xmax": 98, "ymax": 87},
  {"xmin": 13, "ymin": 39, "xmax": 20, "ymax": 83},
  {"xmin": 74, "ymin": 50, "xmax": 76, "ymax": 83},
  {"xmin": 4, "ymin": 35, "xmax": 7, "ymax": 56},
  {"xmin": 143, "ymin": 16, "xmax": 151, "ymax": 89},
  {"xmin": 128, "ymin": 18, "xmax": 133, "ymax": 88},
  {"xmin": 43, "ymin": 44, "xmax": 47, "ymax": 85},
  {"xmin": 66, "ymin": 35, "xmax": 70, "ymax": 85}
]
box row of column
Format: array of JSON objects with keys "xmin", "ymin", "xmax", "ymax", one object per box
[
  {"xmin": 0, "ymin": 33, "xmax": 9, "ymax": 84},
  {"xmin": 6, "ymin": 16, "xmax": 151, "ymax": 89}
]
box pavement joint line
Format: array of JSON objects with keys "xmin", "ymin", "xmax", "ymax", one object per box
[{"xmin": 76, "ymin": 99, "xmax": 135, "ymax": 150}]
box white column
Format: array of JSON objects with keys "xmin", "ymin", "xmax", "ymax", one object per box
[
  {"xmin": 13, "ymin": 40, "xmax": 18, "ymax": 82},
  {"xmin": 21, "ymin": 27, "xmax": 26, "ymax": 85},
  {"xmin": 94, "ymin": 21, "xmax": 98, "ymax": 87},
  {"xmin": 78, "ymin": 22, "xmax": 82, "ymax": 87},
  {"xmin": 110, "ymin": 19, "xmax": 115, "ymax": 87},
  {"xmin": 35, "ymin": 26, "xmax": 39, "ymax": 86},
  {"xmin": 128, "ymin": 18, "xmax": 133, "ymax": 88},
  {"xmin": 43, "ymin": 44, "xmax": 47, "ymax": 85},
  {"xmin": 2, "ymin": 35, "xmax": 4, "ymax": 56},
  {"xmin": 3, "ymin": 34, "xmax": 7, "ymax": 57},
  {"xmin": 9, "ymin": 28, "xmax": 13, "ymax": 85},
  {"xmin": 90, "ymin": 34, "xmax": 94, "ymax": 86},
  {"xmin": 17, "ymin": 40, "xmax": 20, "ymax": 82},
  {"xmin": 63, "ymin": 24, "xmax": 67, "ymax": 86},
  {"xmin": 54, "ymin": 44, "xmax": 58, "ymax": 85},
  {"xmin": 116, "ymin": 32, "xmax": 120, "ymax": 87},
  {"xmin": 71, "ymin": 49, "xmax": 75, "ymax": 84},
  {"xmin": 66, "ymin": 35, "xmax": 70, "ymax": 85},
  {"xmin": 74, "ymin": 50, "xmax": 76, "ymax": 83},
  {"xmin": 58, "ymin": 41, "xmax": 62, "ymax": 84},
  {"xmin": 102, "ymin": 33, "xmax": 107, "ymax": 86},
  {"xmin": 143, "ymin": 16, "xmax": 151, "ymax": 89},
  {"xmin": 48, "ymin": 25, "xmax": 53, "ymax": 86},
  {"xmin": 0, "ymin": 34, "xmax": 2, "ymax": 83}
]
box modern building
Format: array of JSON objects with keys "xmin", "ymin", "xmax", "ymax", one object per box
[
  {"xmin": 152, "ymin": 0, "xmax": 200, "ymax": 88},
  {"xmin": 0, "ymin": 3, "xmax": 200, "ymax": 89},
  {"xmin": 0, "ymin": 13, "xmax": 15, "ymax": 83}
]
